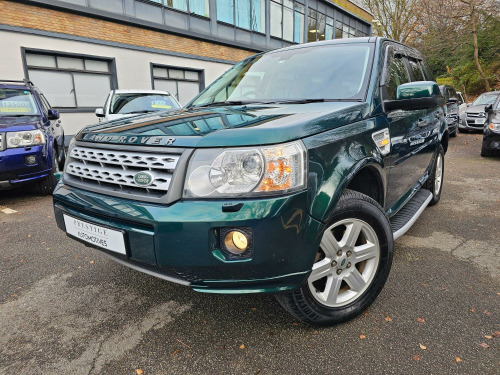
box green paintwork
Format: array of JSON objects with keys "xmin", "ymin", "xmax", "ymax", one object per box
[
  {"xmin": 53, "ymin": 38, "xmax": 447, "ymax": 294},
  {"xmin": 397, "ymin": 81, "xmax": 441, "ymax": 100}
]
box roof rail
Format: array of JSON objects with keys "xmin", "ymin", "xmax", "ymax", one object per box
[{"xmin": 0, "ymin": 79, "xmax": 34, "ymax": 86}]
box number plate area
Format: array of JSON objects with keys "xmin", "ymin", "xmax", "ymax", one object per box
[{"xmin": 63, "ymin": 214, "xmax": 126, "ymax": 255}]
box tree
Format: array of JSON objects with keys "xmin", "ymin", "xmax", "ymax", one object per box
[
  {"xmin": 362, "ymin": 0, "xmax": 423, "ymax": 44},
  {"xmin": 457, "ymin": 0, "xmax": 495, "ymax": 91}
]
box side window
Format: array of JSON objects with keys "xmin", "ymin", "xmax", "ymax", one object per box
[
  {"xmin": 36, "ymin": 91, "xmax": 49, "ymax": 116},
  {"xmin": 419, "ymin": 60, "xmax": 434, "ymax": 81},
  {"xmin": 408, "ymin": 59, "xmax": 425, "ymax": 81},
  {"xmin": 103, "ymin": 92, "xmax": 111, "ymax": 112},
  {"xmin": 443, "ymin": 88, "xmax": 450, "ymax": 102},
  {"xmin": 41, "ymin": 94, "xmax": 52, "ymax": 110},
  {"xmin": 386, "ymin": 55, "xmax": 410, "ymax": 100},
  {"xmin": 450, "ymin": 88, "xmax": 457, "ymax": 100}
]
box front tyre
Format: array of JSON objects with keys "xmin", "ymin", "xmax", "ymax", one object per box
[
  {"xmin": 38, "ymin": 148, "xmax": 59, "ymax": 196},
  {"xmin": 423, "ymin": 145, "xmax": 444, "ymax": 206},
  {"xmin": 275, "ymin": 190, "xmax": 393, "ymax": 327}
]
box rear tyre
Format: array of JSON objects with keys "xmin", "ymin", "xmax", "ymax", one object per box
[
  {"xmin": 38, "ymin": 148, "xmax": 59, "ymax": 196},
  {"xmin": 423, "ymin": 145, "xmax": 444, "ymax": 206},
  {"xmin": 450, "ymin": 128, "xmax": 457, "ymax": 137},
  {"xmin": 275, "ymin": 190, "xmax": 393, "ymax": 327},
  {"xmin": 480, "ymin": 143, "xmax": 495, "ymax": 157}
]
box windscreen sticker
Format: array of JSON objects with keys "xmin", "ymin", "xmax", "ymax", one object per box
[
  {"xmin": 0, "ymin": 107, "xmax": 31, "ymax": 113},
  {"xmin": 0, "ymin": 100, "xmax": 32, "ymax": 112},
  {"xmin": 150, "ymin": 100, "xmax": 172, "ymax": 109}
]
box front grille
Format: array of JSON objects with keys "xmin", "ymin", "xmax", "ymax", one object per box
[{"xmin": 64, "ymin": 145, "xmax": 182, "ymax": 200}]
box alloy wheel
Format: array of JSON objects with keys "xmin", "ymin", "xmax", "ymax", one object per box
[
  {"xmin": 434, "ymin": 153, "xmax": 443, "ymax": 195},
  {"xmin": 308, "ymin": 218, "xmax": 380, "ymax": 307}
]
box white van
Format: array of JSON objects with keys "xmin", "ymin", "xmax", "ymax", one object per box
[{"xmin": 95, "ymin": 89, "xmax": 181, "ymax": 122}]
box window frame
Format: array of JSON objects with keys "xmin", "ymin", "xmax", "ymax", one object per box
[
  {"xmin": 150, "ymin": 63, "xmax": 205, "ymax": 104},
  {"xmin": 22, "ymin": 48, "xmax": 117, "ymax": 113}
]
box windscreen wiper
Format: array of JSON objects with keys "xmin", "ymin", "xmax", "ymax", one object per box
[
  {"xmin": 122, "ymin": 110, "xmax": 155, "ymax": 115},
  {"xmin": 269, "ymin": 98, "xmax": 362, "ymax": 104},
  {"xmin": 189, "ymin": 100, "xmax": 261, "ymax": 109}
]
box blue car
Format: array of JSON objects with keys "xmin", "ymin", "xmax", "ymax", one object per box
[{"xmin": 0, "ymin": 79, "xmax": 65, "ymax": 194}]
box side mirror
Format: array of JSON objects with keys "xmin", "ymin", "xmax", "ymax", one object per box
[
  {"xmin": 384, "ymin": 81, "xmax": 441, "ymax": 112},
  {"xmin": 485, "ymin": 104, "xmax": 493, "ymax": 113},
  {"xmin": 47, "ymin": 109, "xmax": 60, "ymax": 120},
  {"xmin": 95, "ymin": 108, "xmax": 105, "ymax": 117}
]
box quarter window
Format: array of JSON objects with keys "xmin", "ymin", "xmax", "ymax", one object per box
[
  {"xmin": 152, "ymin": 64, "xmax": 204, "ymax": 105},
  {"xmin": 386, "ymin": 55, "xmax": 410, "ymax": 100},
  {"xmin": 25, "ymin": 51, "xmax": 115, "ymax": 109}
]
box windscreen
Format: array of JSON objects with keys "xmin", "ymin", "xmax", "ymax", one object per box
[
  {"xmin": 473, "ymin": 94, "xmax": 499, "ymax": 106},
  {"xmin": 0, "ymin": 89, "xmax": 39, "ymax": 116},
  {"xmin": 110, "ymin": 93, "xmax": 180, "ymax": 114},
  {"xmin": 189, "ymin": 44, "xmax": 373, "ymax": 106}
]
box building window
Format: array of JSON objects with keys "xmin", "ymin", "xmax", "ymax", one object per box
[
  {"xmin": 335, "ymin": 20, "xmax": 356, "ymax": 39},
  {"xmin": 152, "ymin": 64, "xmax": 204, "ymax": 105},
  {"xmin": 164, "ymin": 0, "xmax": 209, "ymax": 17},
  {"xmin": 216, "ymin": 0, "xmax": 265, "ymax": 33},
  {"xmin": 24, "ymin": 50, "xmax": 115, "ymax": 109},
  {"xmin": 270, "ymin": 0, "xmax": 304, "ymax": 43},
  {"xmin": 307, "ymin": 10, "xmax": 334, "ymax": 42}
]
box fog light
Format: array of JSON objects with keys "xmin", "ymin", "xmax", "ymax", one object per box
[
  {"xmin": 224, "ymin": 230, "xmax": 249, "ymax": 254},
  {"xmin": 25, "ymin": 155, "xmax": 36, "ymax": 165}
]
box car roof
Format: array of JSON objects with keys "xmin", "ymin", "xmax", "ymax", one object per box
[
  {"xmin": 261, "ymin": 36, "xmax": 423, "ymax": 60},
  {"xmin": 113, "ymin": 89, "xmax": 172, "ymax": 95}
]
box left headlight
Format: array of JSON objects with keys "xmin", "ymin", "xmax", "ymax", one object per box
[
  {"xmin": 488, "ymin": 123, "xmax": 500, "ymax": 133},
  {"xmin": 184, "ymin": 140, "xmax": 307, "ymax": 198},
  {"xmin": 6, "ymin": 130, "xmax": 45, "ymax": 148}
]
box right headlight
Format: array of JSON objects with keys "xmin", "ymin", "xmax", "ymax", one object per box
[
  {"xmin": 6, "ymin": 130, "xmax": 45, "ymax": 148},
  {"xmin": 183, "ymin": 140, "xmax": 307, "ymax": 198},
  {"xmin": 489, "ymin": 123, "xmax": 500, "ymax": 132}
]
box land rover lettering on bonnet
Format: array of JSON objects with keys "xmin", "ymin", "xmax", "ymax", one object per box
[{"xmin": 53, "ymin": 38, "xmax": 448, "ymax": 326}]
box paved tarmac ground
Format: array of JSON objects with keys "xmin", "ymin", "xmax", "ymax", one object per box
[{"xmin": 1, "ymin": 133, "xmax": 499, "ymax": 375}]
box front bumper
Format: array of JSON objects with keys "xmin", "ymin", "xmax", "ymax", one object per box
[
  {"xmin": 459, "ymin": 116, "xmax": 487, "ymax": 131},
  {"xmin": 53, "ymin": 183, "xmax": 324, "ymax": 294},
  {"xmin": 0, "ymin": 145, "xmax": 50, "ymax": 189}
]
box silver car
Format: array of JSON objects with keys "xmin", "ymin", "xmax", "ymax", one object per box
[{"xmin": 460, "ymin": 91, "xmax": 500, "ymax": 132}]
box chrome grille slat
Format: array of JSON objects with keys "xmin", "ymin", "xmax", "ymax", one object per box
[
  {"xmin": 69, "ymin": 146, "xmax": 179, "ymax": 170},
  {"xmin": 64, "ymin": 145, "xmax": 181, "ymax": 196},
  {"xmin": 66, "ymin": 161, "xmax": 172, "ymax": 191}
]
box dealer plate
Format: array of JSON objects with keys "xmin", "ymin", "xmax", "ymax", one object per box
[
  {"xmin": 63, "ymin": 214, "xmax": 126, "ymax": 255},
  {"xmin": 475, "ymin": 118, "xmax": 485, "ymax": 124}
]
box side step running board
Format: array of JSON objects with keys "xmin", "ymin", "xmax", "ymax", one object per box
[{"xmin": 390, "ymin": 189, "xmax": 433, "ymax": 240}]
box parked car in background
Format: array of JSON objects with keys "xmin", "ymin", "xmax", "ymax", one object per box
[
  {"xmin": 53, "ymin": 38, "xmax": 448, "ymax": 326},
  {"xmin": 95, "ymin": 90, "xmax": 181, "ymax": 122},
  {"xmin": 460, "ymin": 91, "xmax": 500, "ymax": 132},
  {"xmin": 0, "ymin": 79, "xmax": 65, "ymax": 194},
  {"xmin": 457, "ymin": 91, "xmax": 468, "ymax": 127},
  {"xmin": 440, "ymin": 85, "xmax": 460, "ymax": 137},
  {"xmin": 481, "ymin": 100, "xmax": 500, "ymax": 157}
]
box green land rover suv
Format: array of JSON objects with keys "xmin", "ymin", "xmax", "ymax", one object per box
[{"xmin": 53, "ymin": 37, "xmax": 448, "ymax": 326}]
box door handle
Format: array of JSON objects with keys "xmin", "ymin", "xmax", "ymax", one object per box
[{"xmin": 418, "ymin": 119, "xmax": 427, "ymax": 127}]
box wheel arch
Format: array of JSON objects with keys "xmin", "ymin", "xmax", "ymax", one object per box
[{"xmin": 309, "ymin": 157, "xmax": 386, "ymax": 225}]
